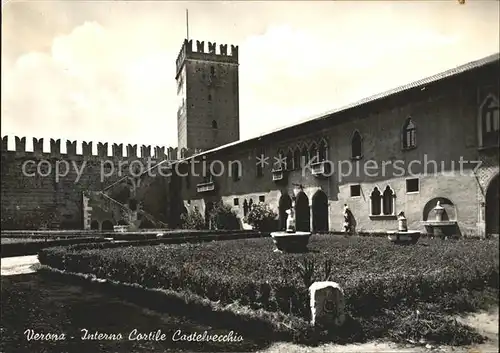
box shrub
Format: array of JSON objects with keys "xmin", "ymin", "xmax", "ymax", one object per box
[
  {"xmin": 208, "ymin": 201, "xmax": 240, "ymax": 230},
  {"xmin": 180, "ymin": 208, "xmax": 205, "ymax": 230},
  {"xmin": 244, "ymin": 203, "xmax": 278, "ymax": 231}
]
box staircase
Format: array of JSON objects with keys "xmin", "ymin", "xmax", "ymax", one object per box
[{"xmin": 86, "ymin": 158, "xmax": 170, "ymax": 230}]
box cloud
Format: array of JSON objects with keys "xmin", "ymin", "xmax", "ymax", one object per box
[{"xmin": 1, "ymin": 1, "xmax": 499, "ymax": 153}]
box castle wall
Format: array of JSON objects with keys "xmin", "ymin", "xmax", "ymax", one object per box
[{"xmin": 0, "ymin": 138, "xmax": 199, "ymax": 230}]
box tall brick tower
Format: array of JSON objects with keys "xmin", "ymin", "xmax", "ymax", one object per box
[{"xmin": 175, "ymin": 39, "xmax": 240, "ymax": 151}]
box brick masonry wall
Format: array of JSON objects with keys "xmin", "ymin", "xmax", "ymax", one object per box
[{"xmin": 0, "ymin": 152, "xmax": 172, "ymax": 230}]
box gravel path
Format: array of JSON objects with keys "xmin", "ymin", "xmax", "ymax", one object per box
[{"xmin": 2, "ymin": 256, "xmax": 498, "ymax": 353}]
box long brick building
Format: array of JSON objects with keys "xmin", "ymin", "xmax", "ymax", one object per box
[{"xmin": 173, "ymin": 43, "xmax": 499, "ymax": 237}]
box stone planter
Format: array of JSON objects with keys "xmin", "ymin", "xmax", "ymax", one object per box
[
  {"xmin": 387, "ymin": 231, "xmax": 420, "ymax": 245},
  {"xmin": 271, "ymin": 231, "xmax": 311, "ymax": 253}
]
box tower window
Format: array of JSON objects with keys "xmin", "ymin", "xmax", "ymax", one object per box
[
  {"xmin": 208, "ymin": 94, "xmax": 212, "ymax": 101},
  {"xmin": 210, "ymin": 66, "xmax": 215, "ymax": 75},
  {"xmin": 212, "ymin": 120, "xmax": 218, "ymax": 129}
]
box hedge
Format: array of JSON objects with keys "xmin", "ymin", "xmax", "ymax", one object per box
[
  {"xmin": 38, "ymin": 235, "xmax": 499, "ymax": 344},
  {"xmin": 1, "ymin": 237, "xmax": 110, "ymax": 258}
]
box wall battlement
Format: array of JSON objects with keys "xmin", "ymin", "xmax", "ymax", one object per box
[
  {"xmin": 176, "ymin": 39, "xmax": 238, "ymax": 77},
  {"xmin": 1, "ymin": 136, "xmax": 204, "ymax": 161}
]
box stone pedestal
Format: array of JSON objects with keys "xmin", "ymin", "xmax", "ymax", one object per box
[
  {"xmin": 271, "ymin": 231, "xmax": 311, "ymax": 253},
  {"xmin": 309, "ymin": 281, "xmax": 345, "ymax": 328}
]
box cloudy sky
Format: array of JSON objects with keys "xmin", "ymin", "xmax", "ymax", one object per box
[{"xmin": 2, "ymin": 0, "xmax": 499, "ymax": 153}]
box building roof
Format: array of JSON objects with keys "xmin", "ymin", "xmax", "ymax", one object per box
[{"xmin": 176, "ymin": 52, "xmax": 499, "ymax": 163}]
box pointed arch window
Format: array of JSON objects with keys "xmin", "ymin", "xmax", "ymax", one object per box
[
  {"xmin": 370, "ymin": 187, "xmax": 381, "ymax": 216},
  {"xmin": 286, "ymin": 149, "xmax": 293, "ymax": 170},
  {"xmin": 212, "ymin": 120, "xmax": 218, "ymax": 129},
  {"xmin": 293, "ymin": 147, "xmax": 301, "ymax": 170},
  {"xmin": 301, "ymin": 145, "xmax": 309, "ymax": 167},
  {"xmin": 382, "ymin": 186, "xmax": 395, "ymax": 215},
  {"xmin": 275, "ymin": 149, "xmax": 286, "ymax": 170},
  {"xmin": 243, "ymin": 199, "xmax": 249, "ymax": 216},
  {"xmin": 318, "ymin": 139, "xmax": 328, "ymax": 162},
  {"xmin": 402, "ymin": 118, "xmax": 417, "ymax": 150},
  {"xmin": 309, "ymin": 143, "xmax": 318, "ymax": 163},
  {"xmin": 351, "ymin": 130, "xmax": 363, "ymax": 159},
  {"xmin": 479, "ymin": 94, "xmax": 500, "ymax": 149}
]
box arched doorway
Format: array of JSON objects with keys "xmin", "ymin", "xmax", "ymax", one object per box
[
  {"xmin": 486, "ymin": 174, "xmax": 499, "ymax": 236},
  {"xmin": 101, "ymin": 220, "xmax": 114, "ymax": 231},
  {"xmin": 295, "ymin": 192, "xmax": 310, "ymax": 232},
  {"xmin": 205, "ymin": 201, "xmax": 214, "ymax": 229},
  {"xmin": 278, "ymin": 193, "xmax": 292, "ymax": 230},
  {"xmin": 90, "ymin": 220, "xmax": 99, "ymax": 230},
  {"xmin": 312, "ymin": 190, "xmax": 329, "ymax": 233}
]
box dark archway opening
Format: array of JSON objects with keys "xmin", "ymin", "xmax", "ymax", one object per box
[
  {"xmin": 486, "ymin": 174, "xmax": 499, "ymax": 237},
  {"xmin": 295, "ymin": 192, "xmax": 310, "ymax": 232},
  {"xmin": 101, "ymin": 220, "xmax": 114, "ymax": 231},
  {"xmin": 90, "ymin": 220, "xmax": 99, "ymax": 230},
  {"xmin": 312, "ymin": 190, "xmax": 329, "ymax": 233},
  {"xmin": 278, "ymin": 193, "xmax": 292, "ymax": 230}
]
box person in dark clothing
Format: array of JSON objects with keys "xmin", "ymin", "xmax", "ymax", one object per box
[{"xmin": 343, "ymin": 204, "xmax": 356, "ymax": 235}]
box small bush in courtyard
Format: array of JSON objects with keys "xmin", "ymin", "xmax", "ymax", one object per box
[
  {"xmin": 208, "ymin": 201, "xmax": 240, "ymax": 230},
  {"xmin": 244, "ymin": 203, "xmax": 278, "ymax": 231},
  {"xmin": 180, "ymin": 208, "xmax": 205, "ymax": 230}
]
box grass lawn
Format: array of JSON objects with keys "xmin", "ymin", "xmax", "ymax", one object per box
[{"xmin": 38, "ymin": 234, "xmax": 499, "ymax": 345}]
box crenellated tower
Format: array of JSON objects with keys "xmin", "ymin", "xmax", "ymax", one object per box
[{"xmin": 175, "ymin": 39, "xmax": 240, "ymax": 151}]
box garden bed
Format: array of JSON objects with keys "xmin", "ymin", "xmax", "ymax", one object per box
[{"xmin": 38, "ymin": 235, "xmax": 499, "ymax": 345}]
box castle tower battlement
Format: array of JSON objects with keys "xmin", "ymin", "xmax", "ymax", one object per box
[
  {"xmin": 175, "ymin": 39, "xmax": 238, "ymax": 78},
  {"xmin": 1, "ymin": 136, "xmax": 204, "ymax": 161}
]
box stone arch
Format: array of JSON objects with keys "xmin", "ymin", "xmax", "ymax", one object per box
[
  {"xmin": 486, "ymin": 173, "xmax": 499, "ymax": 236},
  {"xmin": 422, "ymin": 197, "xmax": 457, "ymax": 221},
  {"xmin": 101, "ymin": 220, "xmax": 114, "ymax": 231},
  {"xmin": 312, "ymin": 190, "xmax": 329, "ymax": 233},
  {"xmin": 278, "ymin": 192, "xmax": 293, "ymax": 230},
  {"xmin": 295, "ymin": 191, "xmax": 310, "ymax": 232},
  {"xmin": 90, "ymin": 220, "xmax": 99, "ymax": 230}
]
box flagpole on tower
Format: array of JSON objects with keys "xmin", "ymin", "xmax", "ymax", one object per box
[{"xmin": 186, "ymin": 9, "xmax": 189, "ymax": 40}]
